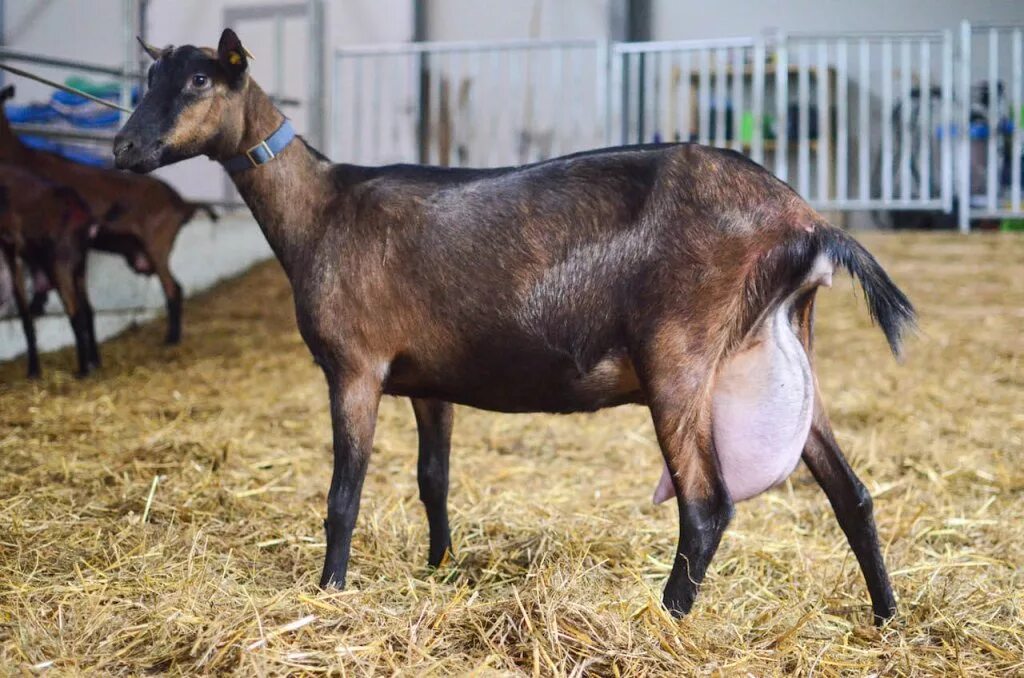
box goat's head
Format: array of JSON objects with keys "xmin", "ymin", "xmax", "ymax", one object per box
[{"xmin": 114, "ymin": 29, "xmax": 252, "ymax": 173}]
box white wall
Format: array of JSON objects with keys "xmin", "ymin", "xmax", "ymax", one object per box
[
  {"xmin": 426, "ymin": 0, "xmax": 611, "ymax": 41},
  {"xmin": 652, "ymin": 0, "xmax": 1024, "ymax": 39}
]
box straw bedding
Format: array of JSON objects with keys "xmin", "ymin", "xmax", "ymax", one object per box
[{"xmin": 0, "ymin": 232, "xmax": 1021, "ymax": 676}]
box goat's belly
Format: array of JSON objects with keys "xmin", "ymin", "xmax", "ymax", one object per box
[{"xmin": 652, "ymin": 306, "xmax": 813, "ymax": 504}]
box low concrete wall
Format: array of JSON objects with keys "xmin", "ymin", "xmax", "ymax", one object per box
[{"xmin": 0, "ymin": 213, "xmax": 273, "ymax": 362}]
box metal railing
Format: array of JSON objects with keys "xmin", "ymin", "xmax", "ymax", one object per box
[
  {"xmin": 332, "ymin": 38, "xmax": 606, "ymax": 167},
  {"xmin": 611, "ymin": 30, "xmax": 956, "ymax": 213},
  {"xmin": 958, "ymin": 21, "xmax": 1024, "ymax": 231}
]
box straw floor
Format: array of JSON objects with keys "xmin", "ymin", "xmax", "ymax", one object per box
[{"xmin": 0, "ymin": 232, "xmax": 1021, "ymax": 676}]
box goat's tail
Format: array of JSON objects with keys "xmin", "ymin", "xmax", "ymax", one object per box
[
  {"xmin": 815, "ymin": 226, "xmax": 916, "ymax": 357},
  {"xmin": 187, "ymin": 202, "xmax": 220, "ymax": 223}
]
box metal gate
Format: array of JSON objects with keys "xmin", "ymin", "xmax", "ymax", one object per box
[
  {"xmin": 610, "ymin": 31, "xmax": 955, "ymax": 213},
  {"xmin": 331, "ymin": 27, "xmax": 1024, "ymax": 231},
  {"xmin": 332, "ymin": 39, "xmax": 604, "ymax": 167},
  {"xmin": 958, "ymin": 22, "xmax": 1024, "ymax": 231}
]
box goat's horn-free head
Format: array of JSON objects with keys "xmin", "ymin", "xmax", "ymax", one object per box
[{"xmin": 114, "ymin": 28, "xmax": 252, "ymax": 174}]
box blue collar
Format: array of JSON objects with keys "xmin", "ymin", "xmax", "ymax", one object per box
[{"xmin": 222, "ymin": 119, "xmax": 296, "ymax": 174}]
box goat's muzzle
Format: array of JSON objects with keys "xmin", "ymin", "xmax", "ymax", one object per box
[{"xmin": 113, "ymin": 128, "xmax": 163, "ymax": 173}]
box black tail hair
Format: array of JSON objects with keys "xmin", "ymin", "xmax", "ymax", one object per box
[
  {"xmin": 188, "ymin": 202, "xmax": 219, "ymax": 222},
  {"xmin": 819, "ymin": 226, "xmax": 916, "ymax": 357}
]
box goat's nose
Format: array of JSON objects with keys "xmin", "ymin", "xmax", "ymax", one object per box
[{"xmin": 112, "ymin": 137, "xmax": 134, "ymax": 158}]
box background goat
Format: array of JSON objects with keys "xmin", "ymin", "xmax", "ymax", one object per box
[
  {"xmin": 0, "ymin": 84, "xmax": 216, "ymax": 345},
  {"xmin": 0, "ymin": 165, "xmax": 98, "ymax": 377}
]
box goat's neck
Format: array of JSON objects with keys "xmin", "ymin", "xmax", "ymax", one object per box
[{"xmin": 225, "ymin": 82, "xmax": 331, "ymax": 276}]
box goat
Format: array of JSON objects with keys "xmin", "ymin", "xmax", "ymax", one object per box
[
  {"xmin": 0, "ymin": 165, "xmax": 99, "ymax": 377},
  {"xmin": 113, "ymin": 29, "xmax": 915, "ymax": 624},
  {"xmin": 0, "ymin": 85, "xmax": 217, "ymax": 345}
]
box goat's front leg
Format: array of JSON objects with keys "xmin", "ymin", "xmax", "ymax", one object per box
[
  {"xmin": 802, "ymin": 399, "xmax": 897, "ymax": 625},
  {"xmin": 410, "ymin": 398, "xmax": 454, "ymax": 567},
  {"xmin": 641, "ymin": 340, "xmax": 734, "ymax": 617},
  {"xmin": 319, "ymin": 369, "xmax": 381, "ymax": 589}
]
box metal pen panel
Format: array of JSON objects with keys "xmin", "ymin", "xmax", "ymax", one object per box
[
  {"xmin": 714, "ymin": 48, "xmax": 727, "ymax": 147},
  {"xmin": 610, "ymin": 48, "xmax": 624, "ymax": 146},
  {"xmin": 698, "ymin": 49, "xmax": 711, "ymax": 145},
  {"xmin": 679, "ymin": 50, "xmax": 691, "ymax": 144},
  {"xmin": 986, "ymin": 29, "xmax": 998, "ymax": 212},
  {"xmin": 881, "ymin": 40, "xmax": 893, "ymax": 203},
  {"xmin": 816, "ymin": 40, "xmax": 830, "ymax": 202},
  {"xmin": 919, "ymin": 41, "xmax": 931, "ymax": 201},
  {"xmin": 959, "ymin": 22, "xmax": 972, "ymax": 232},
  {"xmin": 752, "ymin": 41, "xmax": 765, "ymax": 165},
  {"xmin": 942, "ymin": 30, "xmax": 953, "ymax": 212},
  {"xmin": 731, "ymin": 47, "xmax": 744, "ymax": 153},
  {"xmin": 371, "ymin": 55, "xmax": 382, "ymax": 165},
  {"xmin": 552, "ymin": 46, "xmax": 564, "ymax": 157},
  {"xmin": 859, "ymin": 39, "xmax": 870, "ymax": 202},
  {"xmin": 899, "ymin": 41, "xmax": 912, "ymax": 202},
  {"xmin": 836, "ymin": 40, "xmax": 848, "ymax": 203},
  {"xmin": 1012, "ymin": 29, "xmax": 1022, "ymax": 213},
  {"xmin": 775, "ymin": 42, "xmax": 789, "ymax": 182},
  {"xmin": 352, "ymin": 57, "xmax": 363, "ymax": 164},
  {"xmin": 797, "ymin": 42, "xmax": 810, "ymax": 198}
]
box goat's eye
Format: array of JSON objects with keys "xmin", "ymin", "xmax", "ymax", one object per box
[{"xmin": 191, "ymin": 74, "xmax": 209, "ymax": 88}]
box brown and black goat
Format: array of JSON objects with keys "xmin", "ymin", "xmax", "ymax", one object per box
[
  {"xmin": 113, "ymin": 30, "xmax": 915, "ymax": 624},
  {"xmin": 0, "ymin": 85, "xmax": 216, "ymax": 345},
  {"xmin": 0, "ymin": 165, "xmax": 99, "ymax": 377}
]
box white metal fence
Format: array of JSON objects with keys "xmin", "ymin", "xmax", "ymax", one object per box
[
  {"xmin": 332, "ymin": 39, "xmax": 606, "ymax": 167},
  {"xmin": 610, "ymin": 31, "xmax": 955, "ymax": 213},
  {"xmin": 959, "ymin": 22, "xmax": 1024, "ymax": 230},
  {"xmin": 333, "ymin": 24, "xmax": 1022, "ymax": 232}
]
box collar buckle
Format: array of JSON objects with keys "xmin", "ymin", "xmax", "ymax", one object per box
[{"xmin": 246, "ymin": 139, "xmax": 275, "ymax": 167}]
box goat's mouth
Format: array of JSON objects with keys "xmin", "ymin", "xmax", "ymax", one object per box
[{"xmin": 112, "ymin": 139, "xmax": 165, "ymax": 173}]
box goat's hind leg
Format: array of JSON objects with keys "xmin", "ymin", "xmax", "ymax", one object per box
[
  {"xmin": 803, "ymin": 402, "xmax": 897, "ymax": 625},
  {"xmin": 797, "ymin": 291, "xmax": 896, "ymax": 624},
  {"xmin": 74, "ymin": 265, "xmax": 100, "ymax": 369},
  {"xmin": 639, "ymin": 332, "xmax": 734, "ymax": 617},
  {"xmin": 52, "ymin": 263, "xmax": 91, "ymax": 377},
  {"xmin": 411, "ymin": 398, "xmax": 455, "ymax": 568}
]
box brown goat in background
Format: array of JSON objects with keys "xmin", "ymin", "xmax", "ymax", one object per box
[
  {"xmin": 0, "ymin": 165, "xmax": 99, "ymax": 377},
  {"xmin": 0, "ymin": 85, "xmax": 216, "ymax": 345}
]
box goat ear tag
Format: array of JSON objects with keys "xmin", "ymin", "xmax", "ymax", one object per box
[{"xmin": 228, "ymin": 51, "xmax": 242, "ymax": 65}]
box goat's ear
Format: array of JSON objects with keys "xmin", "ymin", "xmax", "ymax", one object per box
[
  {"xmin": 217, "ymin": 28, "xmax": 250, "ymax": 83},
  {"xmin": 136, "ymin": 36, "xmax": 163, "ymax": 61},
  {"xmin": 0, "ymin": 85, "xmax": 14, "ymax": 102}
]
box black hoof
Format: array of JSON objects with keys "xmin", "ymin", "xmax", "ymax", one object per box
[
  {"xmin": 872, "ymin": 603, "xmax": 897, "ymax": 627},
  {"xmin": 318, "ymin": 573, "xmax": 345, "ymax": 590},
  {"xmin": 662, "ymin": 587, "xmax": 695, "ymax": 619}
]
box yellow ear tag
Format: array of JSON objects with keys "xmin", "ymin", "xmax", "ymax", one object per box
[{"xmin": 229, "ymin": 51, "xmax": 242, "ymax": 65}]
